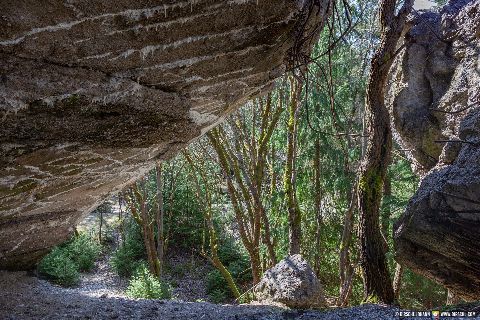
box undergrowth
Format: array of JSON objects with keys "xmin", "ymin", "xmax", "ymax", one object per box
[
  {"xmin": 37, "ymin": 233, "xmax": 101, "ymax": 287},
  {"xmin": 126, "ymin": 264, "xmax": 172, "ymax": 299}
]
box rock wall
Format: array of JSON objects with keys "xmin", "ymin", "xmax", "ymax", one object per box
[
  {"xmin": 0, "ymin": 0, "xmax": 331, "ymax": 269},
  {"xmin": 389, "ymin": 0, "xmax": 480, "ymax": 300}
]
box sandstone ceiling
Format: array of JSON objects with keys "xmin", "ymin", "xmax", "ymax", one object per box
[{"xmin": 0, "ymin": 0, "xmax": 331, "ymax": 268}]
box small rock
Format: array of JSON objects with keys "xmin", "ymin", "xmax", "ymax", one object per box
[{"xmin": 253, "ymin": 254, "xmax": 326, "ymax": 309}]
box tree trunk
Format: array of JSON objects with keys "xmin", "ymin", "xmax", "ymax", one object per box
[
  {"xmin": 357, "ymin": 0, "xmax": 413, "ymax": 304},
  {"xmin": 393, "ymin": 263, "xmax": 404, "ymax": 301},
  {"xmin": 207, "ymin": 99, "xmax": 282, "ymax": 284},
  {"xmin": 128, "ymin": 182, "xmax": 161, "ymax": 278},
  {"xmin": 155, "ymin": 162, "xmax": 165, "ymax": 278},
  {"xmin": 250, "ymin": 247, "xmax": 262, "ymax": 285},
  {"xmin": 314, "ymin": 138, "xmax": 323, "ymax": 275},
  {"xmin": 338, "ymin": 184, "xmax": 356, "ymax": 306},
  {"xmin": 260, "ymin": 207, "xmax": 277, "ymax": 267},
  {"xmin": 183, "ymin": 151, "xmax": 241, "ymax": 298},
  {"xmin": 98, "ymin": 210, "xmax": 103, "ymax": 244},
  {"xmin": 285, "ymin": 77, "xmax": 302, "ymax": 255},
  {"xmin": 141, "ymin": 197, "xmax": 161, "ymax": 278},
  {"xmin": 381, "ymin": 174, "xmax": 391, "ymax": 240},
  {"xmin": 118, "ymin": 194, "xmax": 125, "ymax": 244}
]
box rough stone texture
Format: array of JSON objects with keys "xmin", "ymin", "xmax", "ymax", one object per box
[
  {"xmin": 253, "ymin": 255, "xmax": 326, "ymax": 309},
  {"xmin": 0, "ymin": 0, "xmax": 331, "ymax": 269},
  {"xmin": 390, "ymin": 0, "xmax": 480, "ymax": 300}
]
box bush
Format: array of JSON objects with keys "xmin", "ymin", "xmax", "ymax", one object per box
[
  {"xmin": 37, "ymin": 247, "xmax": 80, "ymax": 287},
  {"xmin": 67, "ymin": 233, "xmax": 101, "ymax": 272},
  {"xmin": 209, "ymin": 289, "xmax": 227, "ymax": 304},
  {"xmin": 111, "ymin": 220, "xmax": 145, "ymax": 277},
  {"xmin": 126, "ymin": 264, "xmax": 172, "ymax": 299},
  {"xmin": 206, "ymin": 269, "xmax": 226, "ymax": 295},
  {"xmin": 228, "ymin": 258, "xmax": 251, "ymax": 283},
  {"xmin": 37, "ymin": 233, "xmax": 101, "ymax": 287}
]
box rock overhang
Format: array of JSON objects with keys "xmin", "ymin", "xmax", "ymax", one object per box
[{"xmin": 0, "ymin": 0, "xmax": 332, "ymax": 268}]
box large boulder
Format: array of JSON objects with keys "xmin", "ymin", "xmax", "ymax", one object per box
[
  {"xmin": 0, "ymin": 0, "xmax": 332, "ymax": 269},
  {"xmin": 253, "ymin": 254, "xmax": 326, "ymax": 309},
  {"xmin": 389, "ymin": 0, "xmax": 480, "ymax": 300}
]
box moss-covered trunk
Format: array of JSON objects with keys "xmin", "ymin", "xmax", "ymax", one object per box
[{"xmin": 357, "ymin": 0, "xmax": 413, "ymax": 304}]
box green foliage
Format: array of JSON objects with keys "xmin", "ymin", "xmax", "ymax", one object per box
[
  {"xmin": 38, "ymin": 247, "xmax": 80, "ymax": 287},
  {"xmin": 111, "ymin": 220, "xmax": 145, "ymax": 277},
  {"xmin": 126, "ymin": 264, "xmax": 172, "ymax": 299},
  {"xmin": 433, "ymin": 0, "xmax": 447, "ymax": 6},
  {"xmin": 37, "ymin": 233, "xmax": 100, "ymax": 286},
  {"xmin": 206, "ymin": 270, "xmax": 226, "ymax": 296},
  {"xmin": 165, "ymin": 202, "xmax": 204, "ymax": 251},
  {"xmin": 399, "ymin": 269, "xmax": 447, "ymax": 309},
  {"xmin": 67, "ymin": 233, "xmax": 101, "ymax": 272},
  {"xmin": 208, "ymin": 288, "xmax": 228, "ymax": 304},
  {"xmin": 86, "ymin": 0, "xmax": 449, "ymax": 309}
]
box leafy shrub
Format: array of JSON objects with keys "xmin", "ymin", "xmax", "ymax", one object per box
[
  {"xmin": 126, "ymin": 264, "xmax": 172, "ymax": 299},
  {"xmin": 399, "ymin": 269, "xmax": 447, "ymax": 309},
  {"xmin": 208, "ymin": 289, "xmax": 227, "ymax": 304},
  {"xmin": 37, "ymin": 233, "xmax": 100, "ymax": 286},
  {"xmin": 228, "ymin": 258, "xmax": 251, "ymax": 283},
  {"xmin": 37, "ymin": 247, "xmax": 80, "ymax": 287},
  {"xmin": 67, "ymin": 233, "xmax": 101, "ymax": 272},
  {"xmin": 111, "ymin": 220, "xmax": 145, "ymax": 277},
  {"xmin": 206, "ymin": 269, "xmax": 226, "ymax": 294}
]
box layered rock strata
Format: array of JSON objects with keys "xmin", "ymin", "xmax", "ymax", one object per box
[{"xmin": 0, "ymin": 0, "xmax": 330, "ymax": 268}]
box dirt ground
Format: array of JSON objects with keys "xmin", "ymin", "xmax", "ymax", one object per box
[{"xmin": 3, "ymin": 270, "xmax": 479, "ymax": 320}]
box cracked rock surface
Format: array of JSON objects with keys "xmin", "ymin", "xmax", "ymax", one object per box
[
  {"xmin": 254, "ymin": 255, "xmax": 326, "ymax": 309},
  {"xmin": 389, "ymin": 0, "xmax": 480, "ymax": 300},
  {"xmin": 0, "ymin": 0, "xmax": 330, "ymax": 269}
]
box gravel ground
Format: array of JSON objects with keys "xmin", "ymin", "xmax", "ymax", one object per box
[
  {"xmin": 2, "ymin": 270, "xmax": 479, "ymax": 320},
  {"xmin": 74, "ymin": 253, "xmax": 128, "ymax": 299}
]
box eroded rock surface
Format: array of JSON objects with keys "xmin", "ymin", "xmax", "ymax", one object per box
[
  {"xmin": 390, "ymin": 0, "xmax": 480, "ymax": 300},
  {"xmin": 253, "ymin": 255, "xmax": 326, "ymax": 309},
  {"xmin": 0, "ymin": 0, "xmax": 331, "ymax": 269}
]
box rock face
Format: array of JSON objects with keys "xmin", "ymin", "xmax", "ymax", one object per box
[
  {"xmin": 253, "ymin": 255, "xmax": 326, "ymax": 309},
  {"xmin": 389, "ymin": 0, "xmax": 480, "ymax": 300},
  {"xmin": 0, "ymin": 0, "xmax": 331, "ymax": 269}
]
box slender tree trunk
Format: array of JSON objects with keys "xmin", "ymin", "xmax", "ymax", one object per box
[
  {"xmin": 338, "ymin": 185, "xmax": 356, "ymax": 306},
  {"xmin": 141, "ymin": 199, "xmax": 161, "ymax": 277},
  {"xmin": 260, "ymin": 207, "xmax": 277, "ymax": 267},
  {"xmin": 155, "ymin": 162, "xmax": 165, "ymax": 278},
  {"xmin": 357, "ymin": 0, "xmax": 413, "ymax": 304},
  {"xmin": 118, "ymin": 194, "xmax": 125, "ymax": 244},
  {"xmin": 98, "ymin": 210, "xmax": 103, "ymax": 244},
  {"xmin": 128, "ymin": 182, "xmax": 161, "ymax": 277},
  {"xmin": 183, "ymin": 151, "xmax": 241, "ymax": 298},
  {"xmin": 250, "ymin": 247, "xmax": 262, "ymax": 285},
  {"xmin": 314, "ymin": 138, "xmax": 323, "ymax": 275},
  {"xmin": 285, "ymin": 77, "xmax": 302, "ymax": 255},
  {"xmin": 393, "ymin": 263, "xmax": 404, "ymax": 301}
]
